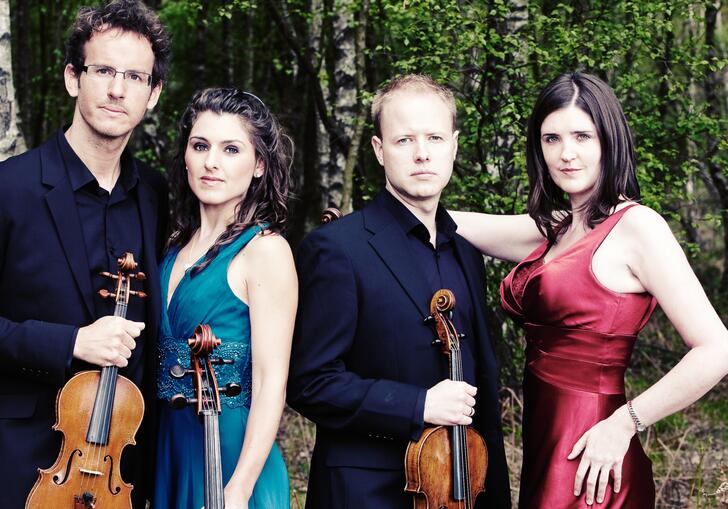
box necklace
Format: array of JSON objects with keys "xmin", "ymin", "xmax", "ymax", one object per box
[
  {"xmin": 182, "ymin": 232, "xmax": 206, "ymax": 271},
  {"xmin": 182, "ymin": 229, "xmax": 221, "ymax": 270}
]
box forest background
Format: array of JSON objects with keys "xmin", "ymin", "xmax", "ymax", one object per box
[{"xmin": 0, "ymin": 0, "xmax": 726, "ymax": 507}]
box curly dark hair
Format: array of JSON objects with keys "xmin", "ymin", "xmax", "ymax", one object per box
[
  {"xmin": 169, "ymin": 87, "xmax": 293, "ymax": 274},
  {"xmin": 526, "ymin": 72, "xmax": 640, "ymax": 243},
  {"xmin": 65, "ymin": 0, "xmax": 171, "ymax": 87}
]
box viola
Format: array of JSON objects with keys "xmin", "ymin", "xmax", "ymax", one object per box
[
  {"xmin": 26, "ymin": 252, "xmax": 146, "ymax": 509},
  {"xmin": 321, "ymin": 207, "xmax": 343, "ymax": 224},
  {"xmin": 169, "ymin": 324, "xmax": 241, "ymax": 509},
  {"xmin": 404, "ymin": 289, "xmax": 488, "ymax": 509}
]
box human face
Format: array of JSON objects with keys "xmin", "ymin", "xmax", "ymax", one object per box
[
  {"xmin": 65, "ymin": 28, "xmax": 162, "ymax": 142},
  {"xmin": 540, "ymin": 105, "xmax": 602, "ymax": 207},
  {"xmin": 371, "ymin": 89, "xmax": 458, "ymax": 209},
  {"xmin": 185, "ymin": 111, "xmax": 264, "ymax": 218}
]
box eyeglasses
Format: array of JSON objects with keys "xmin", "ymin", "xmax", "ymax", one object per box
[{"xmin": 81, "ymin": 64, "xmax": 153, "ymax": 88}]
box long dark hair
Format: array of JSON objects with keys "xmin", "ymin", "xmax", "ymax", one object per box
[
  {"xmin": 526, "ymin": 72, "xmax": 640, "ymax": 242},
  {"xmin": 169, "ymin": 87, "xmax": 293, "ymax": 273}
]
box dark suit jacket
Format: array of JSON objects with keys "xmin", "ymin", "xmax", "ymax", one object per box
[
  {"xmin": 0, "ymin": 133, "xmax": 168, "ymax": 509},
  {"xmin": 288, "ymin": 191, "xmax": 511, "ymax": 508}
]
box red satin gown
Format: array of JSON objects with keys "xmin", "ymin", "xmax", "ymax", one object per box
[{"xmin": 501, "ymin": 204, "xmax": 657, "ymax": 508}]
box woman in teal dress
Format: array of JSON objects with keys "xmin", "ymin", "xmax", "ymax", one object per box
[{"xmin": 154, "ymin": 88, "xmax": 296, "ymax": 508}]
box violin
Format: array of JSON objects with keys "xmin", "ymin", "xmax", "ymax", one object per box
[
  {"xmin": 26, "ymin": 253, "xmax": 146, "ymax": 509},
  {"xmin": 169, "ymin": 324, "xmax": 242, "ymax": 509},
  {"xmin": 404, "ymin": 289, "xmax": 488, "ymax": 509}
]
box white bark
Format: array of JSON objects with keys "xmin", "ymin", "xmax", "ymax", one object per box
[
  {"xmin": 0, "ymin": 0, "xmax": 25, "ymax": 160},
  {"xmin": 328, "ymin": 0, "xmax": 357, "ymax": 210},
  {"xmin": 309, "ymin": 0, "xmax": 333, "ymax": 213}
]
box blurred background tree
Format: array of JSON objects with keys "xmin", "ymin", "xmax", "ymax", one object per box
[{"xmin": 6, "ymin": 1, "xmax": 728, "ymax": 506}]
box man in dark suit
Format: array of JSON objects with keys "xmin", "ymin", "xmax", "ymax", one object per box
[
  {"xmin": 0, "ymin": 1, "xmax": 170, "ymax": 507},
  {"xmin": 288, "ymin": 74, "xmax": 511, "ymax": 508}
]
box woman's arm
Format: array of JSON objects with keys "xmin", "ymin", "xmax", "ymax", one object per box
[
  {"xmin": 449, "ymin": 211, "xmax": 543, "ymax": 262},
  {"xmin": 224, "ymin": 233, "xmax": 297, "ymax": 507},
  {"xmin": 569, "ymin": 205, "xmax": 728, "ymax": 505}
]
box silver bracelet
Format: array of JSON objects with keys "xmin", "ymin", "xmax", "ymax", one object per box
[{"xmin": 627, "ymin": 400, "xmax": 646, "ymax": 433}]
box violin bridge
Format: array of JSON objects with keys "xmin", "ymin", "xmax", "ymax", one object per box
[{"xmin": 78, "ymin": 467, "xmax": 104, "ymax": 477}]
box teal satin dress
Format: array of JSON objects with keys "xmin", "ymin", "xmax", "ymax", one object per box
[{"xmin": 154, "ymin": 226, "xmax": 290, "ymax": 508}]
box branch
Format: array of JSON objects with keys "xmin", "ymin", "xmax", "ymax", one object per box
[{"xmin": 267, "ymin": 1, "xmax": 350, "ymax": 154}]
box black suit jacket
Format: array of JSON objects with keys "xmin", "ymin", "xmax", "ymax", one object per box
[
  {"xmin": 288, "ymin": 191, "xmax": 511, "ymax": 508},
  {"xmin": 0, "ymin": 133, "xmax": 168, "ymax": 508}
]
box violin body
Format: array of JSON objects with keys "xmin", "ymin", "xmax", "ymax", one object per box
[
  {"xmin": 25, "ymin": 371, "xmax": 143, "ymax": 508},
  {"xmin": 405, "ymin": 426, "xmax": 488, "ymax": 509},
  {"xmin": 26, "ymin": 252, "xmax": 146, "ymax": 509},
  {"xmin": 404, "ymin": 289, "xmax": 489, "ymax": 509}
]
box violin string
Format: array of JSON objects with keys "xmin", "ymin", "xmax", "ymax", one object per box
[{"xmin": 447, "ymin": 316, "xmax": 471, "ymax": 509}]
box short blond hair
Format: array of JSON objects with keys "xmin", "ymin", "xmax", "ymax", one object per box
[{"xmin": 371, "ymin": 74, "xmax": 456, "ymax": 137}]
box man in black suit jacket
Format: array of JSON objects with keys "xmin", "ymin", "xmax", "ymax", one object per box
[
  {"xmin": 288, "ymin": 74, "xmax": 511, "ymax": 508},
  {"xmin": 0, "ymin": 2, "xmax": 170, "ymax": 507}
]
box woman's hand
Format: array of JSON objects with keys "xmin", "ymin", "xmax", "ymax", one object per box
[{"xmin": 567, "ymin": 406, "xmax": 635, "ymax": 505}]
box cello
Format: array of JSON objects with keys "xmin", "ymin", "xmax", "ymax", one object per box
[
  {"xmin": 169, "ymin": 324, "xmax": 242, "ymax": 509},
  {"xmin": 404, "ymin": 289, "xmax": 489, "ymax": 509},
  {"xmin": 26, "ymin": 252, "xmax": 146, "ymax": 509}
]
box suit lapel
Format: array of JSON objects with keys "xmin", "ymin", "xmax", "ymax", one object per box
[
  {"xmin": 365, "ymin": 194, "xmax": 432, "ymax": 319},
  {"xmin": 41, "ymin": 138, "xmax": 95, "ymax": 318},
  {"xmin": 136, "ymin": 175, "xmax": 161, "ymax": 338}
]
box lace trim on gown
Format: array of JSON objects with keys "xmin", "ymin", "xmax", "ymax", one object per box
[{"xmin": 157, "ymin": 336, "xmax": 253, "ymax": 408}]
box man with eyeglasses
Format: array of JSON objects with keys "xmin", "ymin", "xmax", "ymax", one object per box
[{"xmin": 0, "ymin": 1, "xmax": 170, "ymax": 507}]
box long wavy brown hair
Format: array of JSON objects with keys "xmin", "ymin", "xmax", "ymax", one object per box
[{"xmin": 168, "ymin": 87, "xmax": 293, "ymax": 274}]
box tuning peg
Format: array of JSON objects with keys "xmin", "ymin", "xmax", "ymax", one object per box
[
  {"xmin": 220, "ymin": 383, "xmax": 242, "ymax": 397},
  {"xmin": 130, "ymin": 271, "xmax": 147, "ymax": 281},
  {"xmin": 129, "ymin": 290, "xmax": 147, "ymax": 298},
  {"xmin": 431, "ymin": 338, "xmax": 442, "ymax": 346},
  {"xmin": 99, "ymin": 271, "xmax": 118, "ymax": 280},
  {"xmin": 169, "ymin": 364, "xmax": 193, "ymax": 379},
  {"xmin": 169, "ymin": 393, "xmax": 196, "ymax": 409},
  {"xmin": 98, "ymin": 289, "xmax": 116, "ymax": 299},
  {"xmin": 459, "ymin": 333, "xmax": 466, "ymax": 340},
  {"xmin": 210, "ymin": 357, "xmax": 234, "ymax": 365},
  {"xmin": 423, "ymin": 315, "xmax": 435, "ymax": 326}
]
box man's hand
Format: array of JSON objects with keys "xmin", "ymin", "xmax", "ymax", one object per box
[
  {"xmin": 73, "ymin": 316, "xmax": 145, "ymax": 367},
  {"xmin": 423, "ymin": 379, "xmax": 477, "ymax": 426}
]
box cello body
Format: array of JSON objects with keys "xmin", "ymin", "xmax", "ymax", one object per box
[
  {"xmin": 25, "ymin": 371, "xmax": 143, "ymax": 508},
  {"xmin": 405, "ymin": 426, "xmax": 488, "ymax": 509}
]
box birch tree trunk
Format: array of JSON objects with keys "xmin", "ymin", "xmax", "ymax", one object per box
[
  {"xmin": 328, "ymin": 0, "xmax": 358, "ymax": 211},
  {"xmin": 309, "ymin": 0, "xmax": 333, "ymax": 216},
  {"xmin": 0, "ymin": 0, "xmax": 25, "ymax": 160}
]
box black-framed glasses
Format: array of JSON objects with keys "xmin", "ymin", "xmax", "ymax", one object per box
[{"xmin": 81, "ymin": 64, "xmax": 152, "ymax": 87}]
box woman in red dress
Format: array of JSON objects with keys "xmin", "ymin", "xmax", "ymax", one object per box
[{"xmin": 453, "ymin": 72, "xmax": 728, "ymax": 508}]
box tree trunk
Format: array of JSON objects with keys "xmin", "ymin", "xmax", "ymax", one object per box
[
  {"xmin": 309, "ymin": 0, "xmax": 333, "ymax": 218},
  {"xmin": 0, "ymin": 0, "xmax": 25, "ymax": 160},
  {"xmin": 328, "ymin": 0, "xmax": 358, "ymax": 211},
  {"xmin": 702, "ymin": 1, "xmax": 728, "ymax": 296},
  {"xmin": 340, "ymin": 0, "xmax": 369, "ymax": 214}
]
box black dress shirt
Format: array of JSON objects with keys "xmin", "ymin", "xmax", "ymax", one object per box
[
  {"xmin": 380, "ymin": 189, "xmax": 477, "ymax": 363},
  {"xmin": 57, "ymin": 129, "xmax": 146, "ymax": 325}
]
